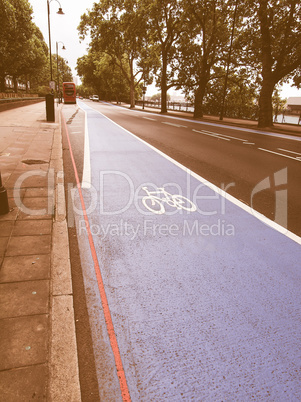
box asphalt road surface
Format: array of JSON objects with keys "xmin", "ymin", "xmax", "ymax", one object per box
[{"xmin": 61, "ymin": 101, "xmax": 301, "ymax": 401}]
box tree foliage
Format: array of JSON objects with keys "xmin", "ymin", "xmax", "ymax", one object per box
[
  {"xmin": 240, "ymin": 0, "xmax": 301, "ymax": 127},
  {"xmin": 76, "ymin": 51, "xmax": 131, "ymax": 102},
  {"xmin": 177, "ymin": 0, "xmax": 237, "ymax": 118},
  {"xmin": 0, "ymin": 0, "xmax": 49, "ymax": 92},
  {"xmin": 143, "ymin": 0, "xmax": 183, "ymax": 113},
  {"xmin": 77, "ymin": 0, "xmax": 301, "ymax": 127},
  {"xmin": 78, "ymin": 0, "xmax": 154, "ymax": 108}
]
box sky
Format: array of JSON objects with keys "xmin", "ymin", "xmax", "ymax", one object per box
[
  {"xmin": 28, "ymin": 0, "xmax": 301, "ymax": 100},
  {"xmin": 28, "ymin": 0, "xmax": 95, "ymax": 83}
]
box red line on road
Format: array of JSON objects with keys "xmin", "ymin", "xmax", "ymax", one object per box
[{"xmin": 62, "ymin": 112, "xmax": 131, "ymax": 402}]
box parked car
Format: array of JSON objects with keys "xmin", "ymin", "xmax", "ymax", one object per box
[{"xmin": 91, "ymin": 95, "xmax": 99, "ymax": 102}]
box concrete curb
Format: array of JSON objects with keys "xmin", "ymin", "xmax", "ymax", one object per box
[{"xmin": 48, "ymin": 107, "xmax": 81, "ymax": 401}]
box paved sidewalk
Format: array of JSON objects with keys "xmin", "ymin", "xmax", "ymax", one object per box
[{"xmin": 0, "ymin": 102, "xmax": 81, "ymax": 400}]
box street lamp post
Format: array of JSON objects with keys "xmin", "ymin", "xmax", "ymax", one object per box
[
  {"xmin": 46, "ymin": 0, "xmax": 64, "ymax": 121},
  {"xmin": 56, "ymin": 41, "xmax": 66, "ymax": 104}
]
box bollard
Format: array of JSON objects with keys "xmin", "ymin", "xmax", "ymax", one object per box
[{"xmin": 0, "ymin": 171, "xmax": 9, "ymax": 215}]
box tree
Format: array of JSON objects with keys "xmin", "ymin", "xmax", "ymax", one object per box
[
  {"xmin": 76, "ymin": 53, "xmax": 99, "ymax": 91},
  {"xmin": 52, "ymin": 54, "xmax": 73, "ymax": 88},
  {"xmin": 177, "ymin": 0, "xmax": 236, "ymax": 118},
  {"xmin": 204, "ymin": 68, "xmax": 258, "ymax": 119},
  {"xmin": 0, "ymin": 0, "xmax": 33, "ymax": 90},
  {"xmin": 243, "ymin": 0, "xmax": 301, "ymax": 127},
  {"xmin": 78, "ymin": 0, "xmax": 153, "ymax": 108},
  {"xmin": 144, "ymin": 0, "xmax": 183, "ymax": 113},
  {"xmin": 0, "ymin": 0, "xmax": 49, "ymax": 93},
  {"xmin": 150, "ymin": 92, "xmax": 171, "ymax": 101},
  {"xmin": 77, "ymin": 51, "xmax": 131, "ymax": 102},
  {"xmin": 17, "ymin": 25, "xmax": 49, "ymax": 90}
]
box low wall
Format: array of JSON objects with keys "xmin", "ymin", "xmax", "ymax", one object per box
[
  {"xmin": 0, "ymin": 98, "xmax": 44, "ymax": 112},
  {"xmin": 0, "ymin": 92, "xmax": 39, "ymax": 99}
]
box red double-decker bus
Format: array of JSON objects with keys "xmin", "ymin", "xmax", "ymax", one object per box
[{"xmin": 62, "ymin": 82, "xmax": 76, "ymax": 104}]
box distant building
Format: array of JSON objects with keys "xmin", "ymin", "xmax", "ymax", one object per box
[
  {"xmin": 286, "ymin": 97, "xmax": 301, "ymax": 114},
  {"xmin": 72, "ymin": 76, "xmax": 78, "ymax": 86}
]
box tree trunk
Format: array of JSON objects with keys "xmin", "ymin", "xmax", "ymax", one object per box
[
  {"xmin": 193, "ymin": 80, "xmax": 206, "ymax": 118},
  {"xmin": 257, "ymin": 0, "xmax": 274, "ymax": 128},
  {"xmin": 129, "ymin": 58, "xmax": 135, "ymax": 109},
  {"xmin": 0, "ymin": 74, "xmax": 5, "ymax": 92},
  {"xmin": 130, "ymin": 77, "xmax": 135, "ymax": 108},
  {"xmin": 258, "ymin": 79, "xmax": 274, "ymax": 128},
  {"xmin": 161, "ymin": 49, "xmax": 167, "ymax": 114},
  {"xmin": 13, "ymin": 76, "xmax": 18, "ymax": 93}
]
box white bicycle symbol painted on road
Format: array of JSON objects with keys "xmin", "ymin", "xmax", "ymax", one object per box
[{"xmin": 142, "ymin": 186, "xmax": 197, "ymax": 215}]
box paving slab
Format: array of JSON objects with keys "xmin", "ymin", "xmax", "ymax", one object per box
[
  {"xmin": 0, "ymin": 255, "xmax": 50, "ymax": 283},
  {"xmin": 12, "ymin": 220, "xmax": 52, "ymax": 236},
  {"xmin": 6, "ymin": 235, "xmax": 51, "ymax": 257},
  {"xmin": 5, "ymin": 172, "xmax": 49, "ymax": 190},
  {"xmin": 24, "ymin": 187, "xmax": 52, "ymax": 198},
  {"xmin": 0, "ymin": 364, "xmax": 47, "ymax": 401},
  {"xmin": 0, "ymin": 280, "xmax": 49, "ymax": 318},
  {"xmin": 0, "ymin": 237, "xmax": 9, "ymax": 257},
  {"xmin": 16, "ymin": 197, "xmax": 52, "ymax": 219},
  {"xmin": 0, "ymin": 208, "xmax": 18, "ymax": 222},
  {"xmin": 6, "ymin": 188, "xmax": 25, "ymax": 199},
  {"xmin": 0, "ymin": 315, "xmax": 48, "ymax": 370},
  {"xmin": 0, "ymin": 221, "xmax": 14, "ymax": 237}
]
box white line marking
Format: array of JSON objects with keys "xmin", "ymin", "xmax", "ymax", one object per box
[
  {"xmin": 278, "ymin": 148, "xmax": 301, "ymax": 156},
  {"xmin": 258, "ymin": 147, "xmax": 301, "ymax": 161},
  {"xmin": 81, "ymin": 103, "xmax": 301, "ymax": 245},
  {"xmin": 243, "ymin": 142, "xmax": 255, "ymax": 145},
  {"xmin": 142, "ymin": 117, "xmax": 157, "ymax": 121},
  {"xmin": 215, "ymin": 133, "xmax": 248, "ymax": 141},
  {"xmin": 77, "ymin": 105, "xmax": 91, "ymax": 188},
  {"xmin": 162, "ymin": 122, "xmax": 187, "ymax": 128},
  {"xmin": 193, "ymin": 129, "xmax": 230, "ymax": 141}
]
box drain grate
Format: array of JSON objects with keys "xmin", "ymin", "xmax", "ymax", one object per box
[{"xmin": 22, "ymin": 159, "xmax": 48, "ymax": 165}]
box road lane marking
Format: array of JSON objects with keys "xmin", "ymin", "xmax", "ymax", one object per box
[
  {"xmin": 215, "ymin": 133, "xmax": 248, "ymax": 141},
  {"xmin": 243, "ymin": 142, "xmax": 255, "ymax": 145},
  {"xmin": 162, "ymin": 122, "xmax": 187, "ymax": 128},
  {"xmin": 258, "ymin": 147, "xmax": 301, "ymax": 161},
  {"xmin": 200, "ymin": 129, "xmax": 249, "ymax": 142},
  {"xmin": 142, "ymin": 117, "xmax": 157, "ymax": 121},
  {"xmin": 193, "ymin": 129, "xmax": 230, "ymax": 141},
  {"xmin": 77, "ymin": 105, "xmax": 91, "ymax": 188},
  {"xmin": 278, "ymin": 148, "xmax": 301, "ymax": 156},
  {"xmin": 62, "ymin": 112, "xmax": 131, "ymax": 402}
]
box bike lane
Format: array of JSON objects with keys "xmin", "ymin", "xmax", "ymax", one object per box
[{"xmin": 71, "ymin": 102, "xmax": 301, "ymax": 401}]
